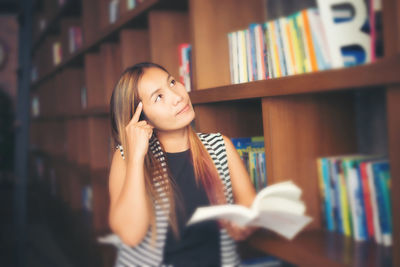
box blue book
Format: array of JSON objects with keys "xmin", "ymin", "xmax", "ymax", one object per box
[
  {"xmin": 321, "ymin": 158, "xmax": 335, "ymax": 231},
  {"xmin": 274, "ymin": 20, "xmax": 287, "ymax": 76},
  {"xmin": 372, "ymin": 160, "xmax": 392, "ymax": 246}
]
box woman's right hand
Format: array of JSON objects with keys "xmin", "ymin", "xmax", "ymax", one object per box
[{"xmin": 125, "ymin": 102, "xmax": 154, "ymax": 160}]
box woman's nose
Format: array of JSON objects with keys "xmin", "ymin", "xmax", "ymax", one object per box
[{"xmin": 172, "ymin": 90, "xmax": 183, "ymax": 106}]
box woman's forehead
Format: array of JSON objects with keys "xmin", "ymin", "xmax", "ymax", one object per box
[{"xmin": 138, "ymin": 68, "xmax": 169, "ymax": 98}]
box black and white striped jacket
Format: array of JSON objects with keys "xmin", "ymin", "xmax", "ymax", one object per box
[{"xmin": 114, "ymin": 133, "xmax": 240, "ymax": 266}]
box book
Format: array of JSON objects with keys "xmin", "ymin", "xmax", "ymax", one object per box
[{"xmin": 187, "ymin": 181, "xmax": 312, "ymax": 240}]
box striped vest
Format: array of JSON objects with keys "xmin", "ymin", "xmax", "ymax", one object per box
[{"xmin": 114, "ymin": 133, "xmax": 240, "ymax": 266}]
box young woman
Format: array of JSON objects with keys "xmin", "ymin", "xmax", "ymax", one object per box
[{"xmin": 109, "ymin": 62, "xmax": 257, "ymax": 266}]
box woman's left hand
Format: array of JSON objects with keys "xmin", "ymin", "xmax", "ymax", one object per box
[{"xmin": 219, "ymin": 220, "xmax": 258, "ymax": 241}]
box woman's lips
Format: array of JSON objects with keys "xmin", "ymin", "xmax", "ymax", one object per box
[{"xmin": 177, "ymin": 104, "xmax": 189, "ymax": 115}]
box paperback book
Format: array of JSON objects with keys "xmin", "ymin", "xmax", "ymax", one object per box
[{"xmin": 188, "ymin": 181, "xmax": 312, "ymax": 240}]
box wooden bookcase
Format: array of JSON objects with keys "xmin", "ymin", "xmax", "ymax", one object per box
[{"xmin": 29, "ymin": 0, "xmax": 399, "ymax": 266}]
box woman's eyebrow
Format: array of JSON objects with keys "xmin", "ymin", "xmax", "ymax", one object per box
[
  {"xmin": 148, "ymin": 74, "xmax": 171, "ymax": 100},
  {"xmin": 149, "ymin": 88, "xmax": 162, "ymax": 99}
]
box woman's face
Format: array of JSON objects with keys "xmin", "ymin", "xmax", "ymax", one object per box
[{"xmin": 137, "ymin": 67, "xmax": 195, "ymax": 132}]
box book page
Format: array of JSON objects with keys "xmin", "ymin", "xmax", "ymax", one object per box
[
  {"xmin": 251, "ymin": 181, "xmax": 302, "ymax": 211},
  {"xmin": 250, "ymin": 210, "xmax": 313, "ymax": 239},
  {"xmin": 257, "ymin": 196, "xmax": 306, "ymax": 215},
  {"xmin": 187, "ymin": 205, "xmax": 258, "ymax": 227}
]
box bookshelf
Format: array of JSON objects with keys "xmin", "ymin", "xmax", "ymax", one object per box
[{"xmin": 29, "ymin": 0, "xmax": 399, "ymax": 266}]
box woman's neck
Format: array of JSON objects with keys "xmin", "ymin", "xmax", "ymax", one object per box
[{"xmin": 156, "ymin": 127, "xmax": 190, "ymax": 153}]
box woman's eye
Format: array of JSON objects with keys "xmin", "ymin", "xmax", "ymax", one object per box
[
  {"xmin": 155, "ymin": 94, "xmax": 162, "ymax": 102},
  {"xmin": 170, "ymin": 79, "xmax": 176, "ymax": 87}
]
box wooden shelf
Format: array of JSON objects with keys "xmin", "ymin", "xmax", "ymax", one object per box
[
  {"xmin": 32, "ymin": 0, "xmax": 81, "ymax": 51},
  {"xmin": 31, "ymin": 0, "xmax": 188, "ymax": 89},
  {"xmin": 248, "ymin": 229, "xmax": 392, "ymax": 267},
  {"xmin": 31, "ymin": 106, "xmax": 109, "ymax": 121},
  {"xmin": 190, "ymin": 55, "xmax": 400, "ymax": 104}
]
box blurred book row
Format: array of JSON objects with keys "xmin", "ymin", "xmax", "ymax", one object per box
[
  {"xmin": 232, "ymin": 137, "xmax": 266, "ymax": 192},
  {"xmin": 228, "ymin": 0, "xmax": 382, "ymax": 83},
  {"xmin": 317, "ymin": 155, "xmax": 392, "ymax": 246}
]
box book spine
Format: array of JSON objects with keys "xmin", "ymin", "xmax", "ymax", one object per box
[
  {"xmin": 227, "ymin": 32, "xmax": 235, "ymax": 84},
  {"xmin": 231, "ymin": 31, "xmax": 239, "ymax": 84},
  {"xmin": 263, "ymin": 22, "xmax": 274, "ymax": 78},
  {"xmin": 317, "ymin": 158, "xmax": 334, "ymax": 231},
  {"xmin": 279, "ymin": 17, "xmax": 294, "ymax": 76},
  {"xmin": 288, "ymin": 16, "xmax": 303, "ymax": 74},
  {"xmin": 269, "ymin": 21, "xmax": 281, "ymax": 78},
  {"xmin": 336, "ymin": 159, "xmax": 352, "ymax": 236},
  {"xmin": 245, "ymin": 29, "xmax": 254, "ymax": 82},
  {"xmin": 301, "ymin": 9, "xmax": 318, "ymax": 72},
  {"xmin": 274, "ymin": 19, "xmax": 287, "ymax": 77},
  {"xmin": 329, "ymin": 158, "xmax": 343, "ymax": 234},
  {"xmin": 294, "ymin": 12, "xmax": 309, "ymax": 73},
  {"xmin": 366, "ymin": 161, "xmax": 382, "ymax": 244},
  {"xmin": 359, "ymin": 161, "xmax": 375, "ymax": 238},
  {"xmin": 342, "ymin": 159, "xmax": 361, "ymax": 240},
  {"xmin": 372, "ymin": 162, "xmax": 392, "ymax": 246}
]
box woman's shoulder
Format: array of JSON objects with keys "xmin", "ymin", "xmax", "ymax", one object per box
[
  {"xmin": 196, "ymin": 132, "xmax": 223, "ymax": 139},
  {"xmin": 197, "ymin": 132, "xmax": 231, "ymax": 143}
]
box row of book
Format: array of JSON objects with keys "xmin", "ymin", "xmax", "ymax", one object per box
[
  {"xmin": 30, "ymin": 85, "xmax": 88, "ymax": 117},
  {"xmin": 109, "ymin": 0, "xmax": 146, "ymax": 24},
  {"xmin": 228, "ymin": 0, "xmax": 382, "ymax": 84},
  {"xmin": 50, "ymin": 26, "xmax": 83, "ymax": 66},
  {"xmin": 317, "ymin": 155, "xmax": 392, "ymax": 246},
  {"xmin": 231, "ymin": 137, "xmax": 266, "ymax": 192},
  {"xmin": 178, "ymin": 43, "xmax": 193, "ymax": 92},
  {"xmin": 68, "ymin": 26, "xmax": 83, "ymax": 54}
]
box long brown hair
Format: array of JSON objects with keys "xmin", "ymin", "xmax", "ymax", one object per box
[{"xmin": 110, "ymin": 62, "xmax": 226, "ymax": 239}]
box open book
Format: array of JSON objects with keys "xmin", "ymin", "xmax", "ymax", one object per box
[{"xmin": 187, "ymin": 181, "xmax": 312, "ymax": 240}]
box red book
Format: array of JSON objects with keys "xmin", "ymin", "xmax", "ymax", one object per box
[{"xmin": 360, "ymin": 161, "xmax": 374, "ymax": 238}]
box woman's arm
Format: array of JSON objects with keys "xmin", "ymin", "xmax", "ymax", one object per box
[
  {"xmin": 222, "ymin": 135, "xmax": 257, "ymax": 207},
  {"xmin": 108, "ymin": 150, "xmax": 150, "ymax": 246},
  {"xmin": 221, "ymin": 135, "xmax": 258, "ymax": 241},
  {"xmin": 109, "ymin": 102, "xmax": 154, "ymax": 246}
]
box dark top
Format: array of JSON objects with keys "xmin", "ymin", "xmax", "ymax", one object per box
[{"xmin": 163, "ymin": 150, "xmax": 220, "ymax": 267}]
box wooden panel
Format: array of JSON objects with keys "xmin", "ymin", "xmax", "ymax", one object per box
[
  {"xmin": 99, "ymin": 0, "xmax": 110, "ymax": 31},
  {"xmin": 148, "ymin": 11, "xmax": 190, "ymax": 79},
  {"xmin": 262, "ymin": 92, "xmax": 357, "ymax": 228},
  {"xmin": 87, "ymin": 117, "xmax": 111, "ymax": 170},
  {"xmin": 193, "ymin": 100, "xmax": 263, "ymax": 138},
  {"xmin": 77, "ymin": 118, "xmax": 90, "ymax": 166},
  {"xmin": 91, "ymin": 169, "xmax": 111, "ymax": 233},
  {"xmin": 82, "ymin": 0, "xmax": 100, "ymax": 44},
  {"xmin": 189, "ymin": 0, "xmax": 265, "ymax": 89},
  {"xmin": 386, "ymin": 86, "xmax": 400, "ymax": 267},
  {"xmin": 65, "ymin": 67, "xmax": 85, "ymax": 116},
  {"xmin": 60, "ymin": 18, "xmax": 81, "ymax": 58},
  {"xmin": 120, "ymin": 29, "xmax": 150, "ymax": 70},
  {"xmin": 66, "ymin": 119, "xmax": 78, "ymax": 162},
  {"xmin": 382, "ymin": 0, "xmax": 400, "ymax": 56},
  {"xmin": 249, "ymin": 229, "xmax": 392, "ymax": 267},
  {"xmin": 84, "ymin": 53, "xmax": 106, "ymax": 109},
  {"xmin": 100, "ymin": 43, "xmax": 123, "ymax": 107}
]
